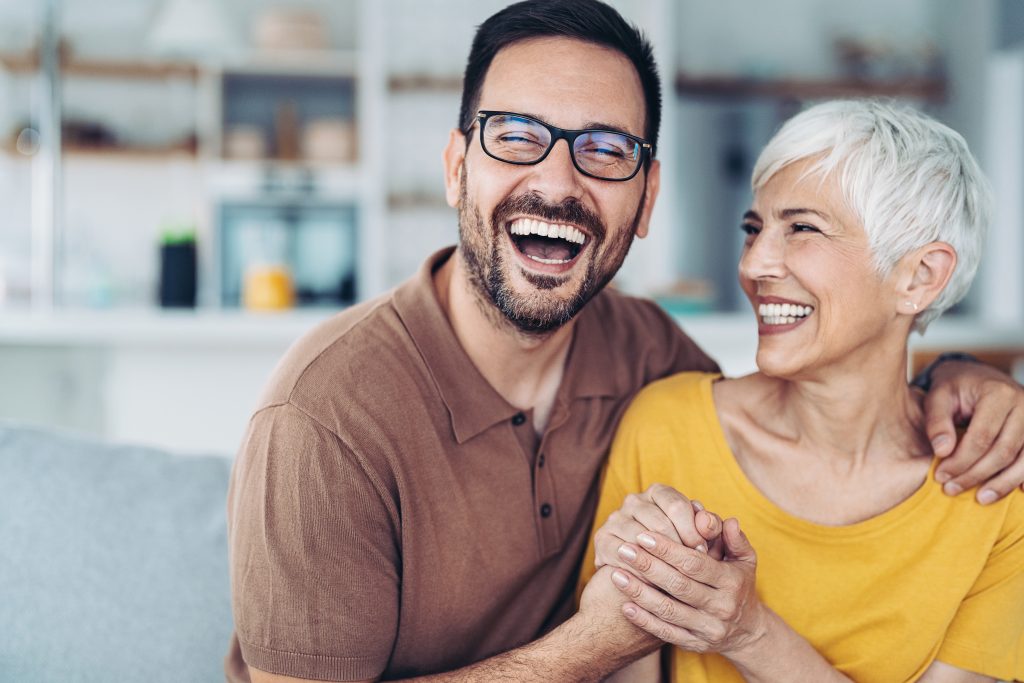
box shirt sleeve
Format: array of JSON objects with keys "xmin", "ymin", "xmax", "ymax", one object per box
[
  {"xmin": 936, "ymin": 493, "xmax": 1024, "ymax": 680},
  {"xmin": 228, "ymin": 401, "xmax": 400, "ymax": 681}
]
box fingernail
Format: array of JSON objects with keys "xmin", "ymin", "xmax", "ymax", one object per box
[
  {"xmin": 617, "ymin": 544, "xmax": 637, "ymax": 562},
  {"xmin": 935, "ymin": 470, "xmax": 951, "ymax": 484},
  {"xmin": 931, "ymin": 435, "xmax": 951, "ymax": 453},
  {"xmin": 696, "ymin": 543, "xmax": 707, "ymax": 554},
  {"xmin": 692, "ymin": 500, "xmax": 704, "ymax": 511},
  {"xmin": 623, "ymin": 605, "xmax": 637, "ymax": 619},
  {"xmin": 943, "ymin": 482, "xmax": 963, "ymax": 496},
  {"xmin": 977, "ymin": 489, "xmax": 998, "ymax": 505},
  {"xmin": 611, "ymin": 570, "xmax": 629, "ymax": 588},
  {"xmin": 636, "ymin": 533, "xmax": 656, "ymax": 549}
]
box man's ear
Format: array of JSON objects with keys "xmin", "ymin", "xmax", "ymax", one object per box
[
  {"xmin": 633, "ymin": 159, "xmax": 661, "ymax": 239},
  {"xmin": 896, "ymin": 241, "xmax": 957, "ymax": 313},
  {"xmin": 443, "ymin": 129, "xmax": 467, "ymax": 208}
]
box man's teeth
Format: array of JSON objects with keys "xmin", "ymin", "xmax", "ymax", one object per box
[
  {"xmin": 527, "ymin": 255, "xmax": 570, "ymax": 265},
  {"xmin": 758, "ymin": 302, "xmax": 813, "ymax": 325},
  {"xmin": 509, "ymin": 218, "xmax": 586, "ymax": 245}
]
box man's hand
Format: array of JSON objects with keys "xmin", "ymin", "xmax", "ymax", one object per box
[
  {"xmin": 577, "ymin": 565, "xmax": 662, "ymax": 658},
  {"xmin": 594, "ymin": 484, "xmax": 724, "ymax": 573},
  {"xmin": 924, "ymin": 360, "xmax": 1024, "ymax": 503}
]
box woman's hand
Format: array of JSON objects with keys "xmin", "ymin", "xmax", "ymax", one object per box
[
  {"xmin": 594, "ymin": 484, "xmax": 724, "ymax": 573},
  {"xmin": 608, "ymin": 518, "xmax": 767, "ymax": 657}
]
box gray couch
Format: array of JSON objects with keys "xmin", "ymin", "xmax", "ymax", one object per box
[{"xmin": 0, "ymin": 423, "xmax": 234, "ymax": 682}]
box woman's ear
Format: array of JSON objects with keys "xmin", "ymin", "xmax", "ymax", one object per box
[
  {"xmin": 443, "ymin": 129, "xmax": 467, "ymax": 208},
  {"xmin": 896, "ymin": 241, "xmax": 957, "ymax": 313}
]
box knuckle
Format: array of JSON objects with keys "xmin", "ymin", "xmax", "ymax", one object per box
[
  {"xmin": 681, "ymin": 553, "xmax": 706, "ymax": 575},
  {"xmin": 666, "ymin": 574, "xmax": 694, "ymax": 599},
  {"xmin": 652, "ymin": 596, "xmax": 676, "ymax": 621},
  {"xmin": 633, "ymin": 552, "xmax": 653, "ymax": 572},
  {"xmin": 969, "ymin": 427, "xmax": 997, "ymax": 447},
  {"xmin": 997, "ymin": 447, "xmax": 1017, "ymax": 466},
  {"xmin": 706, "ymin": 622, "xmax": 727, "ymax": 644},
  {"xmin": 666, "ymin": 499, "xmax": 691, "ymax": 520}
]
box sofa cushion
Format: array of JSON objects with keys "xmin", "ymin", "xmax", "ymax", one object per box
[{"xmin": 0, "ymin": 423, "xmax": 234, "ymax": 683}]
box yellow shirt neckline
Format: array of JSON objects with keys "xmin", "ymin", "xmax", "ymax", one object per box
[{"xmin": 694, "ymin": 373, "xmax": 942, "ymax": 542}]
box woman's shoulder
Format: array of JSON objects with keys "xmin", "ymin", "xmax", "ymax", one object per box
[{"xmin": 629, "ymin": 371, "xmax": 720, "ymax": 412}]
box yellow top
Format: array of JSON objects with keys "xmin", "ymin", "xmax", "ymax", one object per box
[{"xmin": 580, "ymin": 372, "xmax": 1024, "ymax": 682}]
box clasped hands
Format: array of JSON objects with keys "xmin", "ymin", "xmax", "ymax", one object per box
[{"xmin": 585, "ymin": 485, "xmax": 770, "ymax": 660}]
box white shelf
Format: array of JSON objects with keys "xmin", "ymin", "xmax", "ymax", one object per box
[
  {"xmin": 215, "ymin": 50, "xmax": 360, "ymax": 78},
  {"xmin": 0, "ymin": 309, "xmax": 336, "ymax": 348}
]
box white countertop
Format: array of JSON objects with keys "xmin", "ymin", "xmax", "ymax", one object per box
[
  {"xmin": 0, "ymin": 307, "xmax": 1020, "ymax": 354},
  {"xmin": 0, "ymin": 308, "xmax": 337, "ymax": 348}
]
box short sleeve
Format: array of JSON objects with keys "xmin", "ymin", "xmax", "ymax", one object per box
[
  {"xmin": 228, "ymin": 402, "xmax": 400, "ymax": 681},
  {"xmin": 936, "ymin": 493, "xmax": 1024, "ymax": 679},
  {"xmin": 576, "ymin": 398, "xmax": 649, "ymax": 597}
]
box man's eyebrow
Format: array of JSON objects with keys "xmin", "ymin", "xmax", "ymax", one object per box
[
  {"xmin": 742, "ymin": 210, "xmax": 760, "ymax": 222},
  {"xmin": 583, "ymin": 120, "xmax": 637, "ymax": 136}
]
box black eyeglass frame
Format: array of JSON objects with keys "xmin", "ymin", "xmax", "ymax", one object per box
[{"xmin": 467, "ymin": 110, "xmax": 654, "ymax": 182}]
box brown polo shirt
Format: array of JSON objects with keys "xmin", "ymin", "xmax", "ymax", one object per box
[{"xmin": 225, "ymin": 247, "xmax": 718, "ymax": 682}]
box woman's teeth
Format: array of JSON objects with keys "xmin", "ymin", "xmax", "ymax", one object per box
[{"xmin": 759, "ymin": 302, "xmax": 813, "ymax": 325}]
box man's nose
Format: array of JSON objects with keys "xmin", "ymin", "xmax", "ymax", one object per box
[
  {"xmin": 739, "ymin": 229, "xmax": 787, "ymax": 281},
  {"xmin": 524, "ymin": 139, "xmax": 585, "ymax": 202}
]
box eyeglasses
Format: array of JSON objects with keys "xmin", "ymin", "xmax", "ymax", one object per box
[{"xmin": 467, "ymin": 110, "xmax": 653, "ymax": 182}]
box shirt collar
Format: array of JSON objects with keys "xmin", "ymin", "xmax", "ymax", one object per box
[{"xmin": 393, "ymin": 247, "xmax": 621, "ymax": 443}]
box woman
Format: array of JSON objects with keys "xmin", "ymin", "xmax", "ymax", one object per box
[{"xmin": 579, "ymin": 100, "xmax": 1024, "ymax": 682}]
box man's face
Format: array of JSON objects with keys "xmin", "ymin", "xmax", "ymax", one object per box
[{"xmin": 443, "ymin": 37, "xmax": 660, "ymax": 335}]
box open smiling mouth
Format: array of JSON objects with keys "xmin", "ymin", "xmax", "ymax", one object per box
[{"xmin": 507, "ymin": 218, "xmax": 588, "ymax": 266}]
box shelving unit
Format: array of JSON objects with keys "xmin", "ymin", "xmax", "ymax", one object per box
[{"xmin": 674, "ymin": 74, "xmax": 947, "ymax": 102}]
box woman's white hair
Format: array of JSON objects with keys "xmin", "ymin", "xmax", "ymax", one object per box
[{"xmin": 751, "ymin": 99, "xmax": 991, "ymax": 333}]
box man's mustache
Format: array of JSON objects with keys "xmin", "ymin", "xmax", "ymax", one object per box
[{"xmin": 491, "ymin": 193, "xmax": 606, "ymax": 242}]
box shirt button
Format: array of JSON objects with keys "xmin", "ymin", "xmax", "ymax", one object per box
[
  {"xmin": 537, "ymin": 453, "xmax": 545, "ymax": 468},
  {"xmin": 540, "ymin": 503, "xmax": 552, "ymax": 518},
  {"xmin": 511, "ymin": 412, "xmax": 526, "ymax": 426}
]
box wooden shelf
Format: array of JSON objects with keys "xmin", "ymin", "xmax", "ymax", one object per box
[
  {"xmin": 0, "ymin": 51, "xmax": 197, "ymax": 80},
  {"xmin": 675, "ymin": 73, "xmax": 947, "ymax": 102},
  {"xmin": 388, "ymin": 74, "xmax": 462, "ymax": 93},
  {"xmin": 2, "ymin": 142, "xmax": 197, "ymax": 159},
  {"xmin": 387, "ymin": 192, "xmax": 451, "ymax": 211}
]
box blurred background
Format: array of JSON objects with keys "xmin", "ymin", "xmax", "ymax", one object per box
[{"xmin": 1, "ymin": 0, "xmax": 1022, "ymax": 454}]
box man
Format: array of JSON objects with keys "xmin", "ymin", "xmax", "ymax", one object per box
[{"xmin": 226, "ymin": 2, "xmax": 1024, "ymax": 681}]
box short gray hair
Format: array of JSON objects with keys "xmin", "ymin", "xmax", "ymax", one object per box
[{"xmin": 751, "ymin": 100, "xmax": 991, "ymax": 333}]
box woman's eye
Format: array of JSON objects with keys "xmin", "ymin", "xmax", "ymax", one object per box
[{"xmin": 792, "ymin": 223, "xmax": 821, "ymax": 233}]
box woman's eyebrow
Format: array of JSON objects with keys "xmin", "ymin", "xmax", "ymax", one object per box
[{"xmin": 776, "ymin": 207, "xmax": 832, "ymax": 221}]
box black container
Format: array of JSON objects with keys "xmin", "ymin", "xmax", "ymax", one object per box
[{"xmin": 159, "ymin": 243, "xmax": 197, "ymax": 308}]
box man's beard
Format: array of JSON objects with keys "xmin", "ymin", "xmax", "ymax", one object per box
[{"xmin": 457, "ymin": 171, "xmax": 643, "ymax": 336}]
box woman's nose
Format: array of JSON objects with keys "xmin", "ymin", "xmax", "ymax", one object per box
[{"xmin": 739, "ymin": 230, "xmax": 787, "ymax": 281}]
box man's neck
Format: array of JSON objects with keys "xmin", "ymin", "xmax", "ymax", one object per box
[{"xmin": 433, "ymin": 251, "xmax": 575, "ymax": 432}]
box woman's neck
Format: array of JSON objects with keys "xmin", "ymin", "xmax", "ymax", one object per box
[{"xmin": 716, "ymin": 333, "xmax": 934, "ymax": 525}]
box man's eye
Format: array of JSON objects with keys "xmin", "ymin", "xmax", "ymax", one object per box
[
  {"xmin": 497, "ymin": 132, "xmax": 542, "ymax": 146},
  {"xmin": 581, "ymin": 144, "xmax": 626, "ymax": 159},
  {"xmin": 741, "ymin": 223, "xmax": 760, "ymax": 236}
]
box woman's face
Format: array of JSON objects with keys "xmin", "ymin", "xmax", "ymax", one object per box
[{"xmin": 739, "ymin": 159, "xmax": 904, "ymax": 379}]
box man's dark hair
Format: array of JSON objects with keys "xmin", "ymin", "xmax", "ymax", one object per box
[{"xmin": 459, "ymin": 0, "xmax": 662, "ymax": 156}]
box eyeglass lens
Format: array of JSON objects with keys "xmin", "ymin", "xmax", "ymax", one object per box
[{"xmin": 482, "ymin": 113, "xmax": 641, "ymax": 180}]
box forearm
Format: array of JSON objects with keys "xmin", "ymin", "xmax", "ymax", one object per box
[
  {"xmin": 406, "ymin": 613, "xmax": 656, "ymax": 683},
  {"xmin": 726, "ymin": 609, "xmax": 852, "ymax": 683}
]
